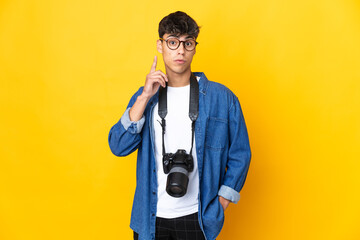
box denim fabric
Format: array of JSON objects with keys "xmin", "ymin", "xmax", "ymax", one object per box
[{"xmin": 108, "ymin": 72, "xmax": 251, "ymax": 240}]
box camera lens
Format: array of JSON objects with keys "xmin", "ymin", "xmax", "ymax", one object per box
[{"xmin": 166, "ymin": 167, "xmax": 189, "ymax": 197}]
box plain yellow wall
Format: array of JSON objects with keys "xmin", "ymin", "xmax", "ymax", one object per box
[{"xmin": 1, "ymin": 0, "xmax": 359, "ymax": 239}]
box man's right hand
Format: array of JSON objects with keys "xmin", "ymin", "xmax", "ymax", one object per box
[
  {"xmin": 128, "ymin": 56, "xmax": 169, "ymax": 122},
  {"xmin": 141, "ymin": 56, "xmax": 169, "ymax": 99}
]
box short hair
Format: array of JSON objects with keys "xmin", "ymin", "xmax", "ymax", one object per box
[{"xmin": 158, "ymin": 11, "xmax": 201, "ymax": 39}]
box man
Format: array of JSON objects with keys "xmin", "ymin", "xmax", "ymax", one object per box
[{"xmin": 108, "ymin": 11, "xmax": 251, "ymax": 240}]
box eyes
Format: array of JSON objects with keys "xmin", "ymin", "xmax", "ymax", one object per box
[
  {"xmin": 168, "ymin": 38, "xmax": 195, "ymax": 47},
  {"xmin": 169, "ymin": 40, "xmax": 177, "ymax": 46},
  {"xmin": 161, "ymin": 37, "xmax": 198, "ymax": 51}
]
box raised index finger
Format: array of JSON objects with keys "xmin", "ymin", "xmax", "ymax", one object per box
[{"xmin": 150, "ymin": 56, "xmax": 157, "ymax": 73}]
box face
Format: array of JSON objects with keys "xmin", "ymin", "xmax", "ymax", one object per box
[{"xmin": 157, "ymin": 33, "xmax": 197, "ymax": 75}]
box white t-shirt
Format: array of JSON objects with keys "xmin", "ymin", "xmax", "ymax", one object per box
[{"xmin": 152, "ymin": 79, "xmax": 200, "ymax": 219}]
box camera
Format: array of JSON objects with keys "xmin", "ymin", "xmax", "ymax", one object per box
[{"xmin": 163, "ymin": 149, "xmax": 194, "ymax": 197}]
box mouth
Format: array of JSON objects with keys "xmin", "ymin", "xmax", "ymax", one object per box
[{"xmin": 174, "ymin": 59, "xmax": 185, "ymax": 64}]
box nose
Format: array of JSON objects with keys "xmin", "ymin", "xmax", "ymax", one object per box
[{"xmin": 177, "ymin": 42, "xmax": 185, "ymax": 54}]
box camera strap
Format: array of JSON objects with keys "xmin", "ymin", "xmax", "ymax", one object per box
[{"xmin": 158, "ymin": 72, "xmax": 199, "ymax": 156}]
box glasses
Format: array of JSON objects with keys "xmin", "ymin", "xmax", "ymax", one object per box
[{"xmin": 159, "ymin": 37, "xmax": 198, "ymax": 51}]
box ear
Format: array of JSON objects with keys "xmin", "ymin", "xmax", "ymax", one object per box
[{"xmin": 157, "ymin": 39, "xmax": 163, "ymax": 54}]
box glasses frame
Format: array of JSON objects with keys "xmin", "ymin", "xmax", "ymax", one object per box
[{"xmin": 159, "ymin": 37, "xmax": 199, "ymax": 51}]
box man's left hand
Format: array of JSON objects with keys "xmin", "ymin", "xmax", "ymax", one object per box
[{"xmin": 218, "ymin": 196, "xmax": 231, "ymax": 211}]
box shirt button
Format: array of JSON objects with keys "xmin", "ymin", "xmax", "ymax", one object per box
[
  {"xmin": 152, "ymin": 213, "xmax": 155, "ymax": 216},
  {"xmin": 153, "ymin": 169, "xmax": 156, "ymax": 173},
  {"xmin": 152, "ymin": 192, "xmax": 156, "ymax": 195}
]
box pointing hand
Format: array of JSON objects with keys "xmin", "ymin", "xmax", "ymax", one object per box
[{"xmin": 142, "ymin": 56, "xmax": 169, "ymax": 99}]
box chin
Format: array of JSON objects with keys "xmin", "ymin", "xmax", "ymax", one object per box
[{"xmin": 169, "ymin": 65, "xmax": 190, "ymax": 75}]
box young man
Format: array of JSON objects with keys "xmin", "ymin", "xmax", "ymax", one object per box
[{"xmin": 108, "ymin": 11, "xmax": 251, "ymax": 240}]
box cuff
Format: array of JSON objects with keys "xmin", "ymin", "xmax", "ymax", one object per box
[
  {"xmin": 218, "ymin": 185, "xmax": 240, "ymax": 204},
  {"xmin": 120, "ymin": 107, "xmax": 145, "ymax": 134}
]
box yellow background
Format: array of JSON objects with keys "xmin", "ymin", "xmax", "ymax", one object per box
[{"xmin": 1, "ymin": 0, "xmax": 359, "ymax": 239}]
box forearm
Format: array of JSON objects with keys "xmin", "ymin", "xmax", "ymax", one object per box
[
  {"xmin": 129, "ymin": 93, "xmax": 151, "ymax": 121},
  {"xmin": 108, "ymin": 87, "xmax": 146, "ymax": 157},
  {"xmin": 108, "ymin": 116, "xmax": 143, "ymax": 156}
]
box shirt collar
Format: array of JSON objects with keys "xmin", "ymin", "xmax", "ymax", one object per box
[{"xmin": 193, "ymin": 72, "xmax": 209, "ymax": 95}]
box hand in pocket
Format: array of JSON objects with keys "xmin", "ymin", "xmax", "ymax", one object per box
[{"xmin": 218, "ymin": 196, "xmax": 230, "ymax": 211}]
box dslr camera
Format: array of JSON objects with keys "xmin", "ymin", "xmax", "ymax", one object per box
[{"xmin": 163, "ymin": 149, "xmax": 194, "ymax": 197}]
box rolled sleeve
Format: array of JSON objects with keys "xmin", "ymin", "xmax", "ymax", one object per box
[
  {"xmin": 218, "ymin": 185, "xmax": 240, "ymax": 203},
  {"xmin": 120, "ymin": 107, "xmax": 145, "ymax": 134}
]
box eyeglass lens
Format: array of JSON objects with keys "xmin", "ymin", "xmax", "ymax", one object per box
[{"xmin": 167, "ymin": 38, "xmax": 196, "ymax": 51}]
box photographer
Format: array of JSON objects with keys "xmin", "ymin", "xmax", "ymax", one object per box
[{"xmin": 108, "ymin": 11, "xmax": 251, "ymax": 240}]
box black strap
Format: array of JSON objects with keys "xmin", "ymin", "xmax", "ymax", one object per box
[
  {"xmin": 188, "ymin": 73, "xmax": 199, "ymax": 155},
  {"xmin": 158, "ymin": 72, "xmax": 199, "ymax": 156},
  {"xmin": 158, "ymin": 83, "xmax": 167, "ymax": 156}
]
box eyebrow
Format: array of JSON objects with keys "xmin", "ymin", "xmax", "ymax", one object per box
[{"xmin": 167, "ymin": 34, "xmax": 195, "ymax": 40}]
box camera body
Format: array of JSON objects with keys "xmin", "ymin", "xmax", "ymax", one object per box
[
  {"xmin": 163, "ymin": 149, "xmax": 194, "ymax": 197},
  {"xmin": 163, "ymin": 149, "xmax": 194, "ymax": 174}
]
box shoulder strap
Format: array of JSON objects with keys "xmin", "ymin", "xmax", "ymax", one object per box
[
  {"xmin": 158, "ymin": 72, "xmax": 199, "ymax": 156},
  {"xmin": 158, "ymin": 83, "xmax": 167, "ymax": 155},
  {"xmin": 189, "ymin": 73, "xmax": 199, "ymax": 155}
]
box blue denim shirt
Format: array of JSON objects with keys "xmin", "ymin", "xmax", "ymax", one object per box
[{"xmin": 108, "ymin": 72, "xmax": 251, "ymax": 240}]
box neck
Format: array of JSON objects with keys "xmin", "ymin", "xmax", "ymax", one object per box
[{"xmin": 166, "ymin": 69, "xmax": 191, "ymax": 87}]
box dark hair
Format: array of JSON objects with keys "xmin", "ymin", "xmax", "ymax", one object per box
[{"xmin": 158, "ymin": 11, "xmax": 201, "ymax": 39}]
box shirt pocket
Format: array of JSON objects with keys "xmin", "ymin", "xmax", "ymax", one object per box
[{"xmin": 205, "ymin": 117, "xmax": 228, "ymax": 151}]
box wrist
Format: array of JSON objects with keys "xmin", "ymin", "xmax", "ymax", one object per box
[
  {"xmin": 139, "ymin": 92, "xmax": 151, "ymax": 101},
  {"xmin": 219, "ymin": 196, "xmax": 230, "ymax": 203},
  {"xmin": 138, "ymin": 92, "xmax": 151, "ymax": 102}
]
